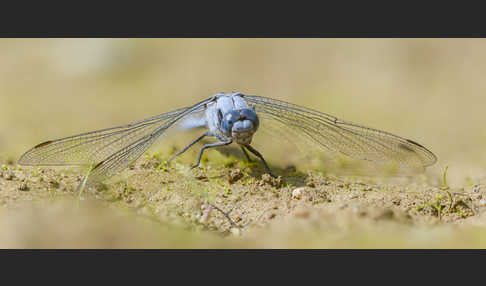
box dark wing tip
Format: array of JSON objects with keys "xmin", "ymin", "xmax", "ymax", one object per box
[
  {"xmin": 93, "ymin": 160, "xmax": 104, "ymax": 170},
  {"xmin": 34, "ymin": 140, "xmax": 54, "ymax": 148},
  {"xmin": 404, "ymin": 139, "xmax": 438, "ymax": 167},
  {"xmin": 405, "ymin": 139, "xmax": 425, "ymax": 149}
]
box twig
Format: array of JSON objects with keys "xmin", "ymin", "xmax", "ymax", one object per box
[{"xmin": 207, "ymin": 202, "xmax": 239, "ymax": 229}]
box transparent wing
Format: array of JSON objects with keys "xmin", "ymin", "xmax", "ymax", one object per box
[
  {"xmin": 243, "ymin": 95, "xmax": 437, "ymax": 171},
  {"xmin": 18, "ymin": 97, "xmax": 214, "ymax": 184}
]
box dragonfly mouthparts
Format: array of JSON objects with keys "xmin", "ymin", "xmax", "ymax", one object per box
[{"xmin": 232, "ymin": 129, "xmax": 254, "ymax": 145}]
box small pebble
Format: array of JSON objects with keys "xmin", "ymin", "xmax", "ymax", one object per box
[
  {"xmin": 18, "ymin": 182, "xmax": 29, "ymax": 191},
  {"xmin": 292, "ymin": 187, "xmax": 305, "ymax": 200}
]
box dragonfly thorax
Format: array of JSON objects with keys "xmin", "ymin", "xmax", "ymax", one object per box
[{"xmin": 220, "ymin": 108, "xmax": 259, "ymax": 145}]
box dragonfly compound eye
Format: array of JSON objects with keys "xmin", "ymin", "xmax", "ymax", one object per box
[
  {"xmin": 221, "ymin": 110, "xmax": 241, "ymax": 136},
  {"xmin": 239, "ymin": 108, "xmax": 259, "ymax": 130}
]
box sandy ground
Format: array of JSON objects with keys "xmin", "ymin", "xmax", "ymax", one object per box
[
  {"xmin": 1, "ymin": 152, "xmax": 485, "ymax": 248},
  {"xmin": 1, "ymin": 39, "xmax": 486, "ymax": 248}
]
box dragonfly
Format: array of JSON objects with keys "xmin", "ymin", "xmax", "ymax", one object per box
[{"xmin": 18, "ymin": 92, "xmax": 437, "ymax": 187}]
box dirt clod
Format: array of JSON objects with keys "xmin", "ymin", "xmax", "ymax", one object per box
[
  {"xmin": 306, "ymin": 182, "xmax": 316, "ymax": 188},
  {"xmin": 259, "ymin": 174, "xmax": 283, "ymax": 188},
  {"xmin": 227, "ymin": 169, "xmax": 244, "ymax": 184}
]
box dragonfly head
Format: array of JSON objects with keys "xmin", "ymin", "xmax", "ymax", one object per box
[{"xmin": 220, "ymin": 108, "xmax": 259, "ymax": 145}]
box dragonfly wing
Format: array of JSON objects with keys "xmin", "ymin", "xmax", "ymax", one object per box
[
  {"xmin": 243, "ymin": 95, "xmax": 437, "ymax": 171},
  {"xmin": 18, "ymin": 97, "xmax": 215, "ymax": 184}
]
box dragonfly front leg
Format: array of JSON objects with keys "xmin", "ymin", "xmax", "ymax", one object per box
[
  {"xmin": 168, "ymin": 132, "xmax": 209, "ymax": 164},
  {"xmin": 240, "ymin": 146, "xmax": 253, "ymax": 162},
  {"xmin": 191, "ymin": 139, "xmax": 233, "ymax": 169},
  {"xmin": 243, "ymin": 145, "xmax": 276, "ymax": 178}
]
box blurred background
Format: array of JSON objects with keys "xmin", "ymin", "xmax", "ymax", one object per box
[{"xmin": 1, "ymin": 39, "xmax": 485, "ymax": 187}]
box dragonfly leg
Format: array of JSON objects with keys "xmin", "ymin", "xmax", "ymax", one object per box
[
  {"xmin": 243, "ymin": 145, "xmax": 276, "ymax": 178},
  {"xmin": 168, "ymin": 132, "xmax": 209, "ymax": 163},
  {"xmin": 191, "ymin": 140, "xmax": 233, "ymax": 169},
  {"xmin": 240, "ymin": 146, "xmax": 253, "ymax": 162}
]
